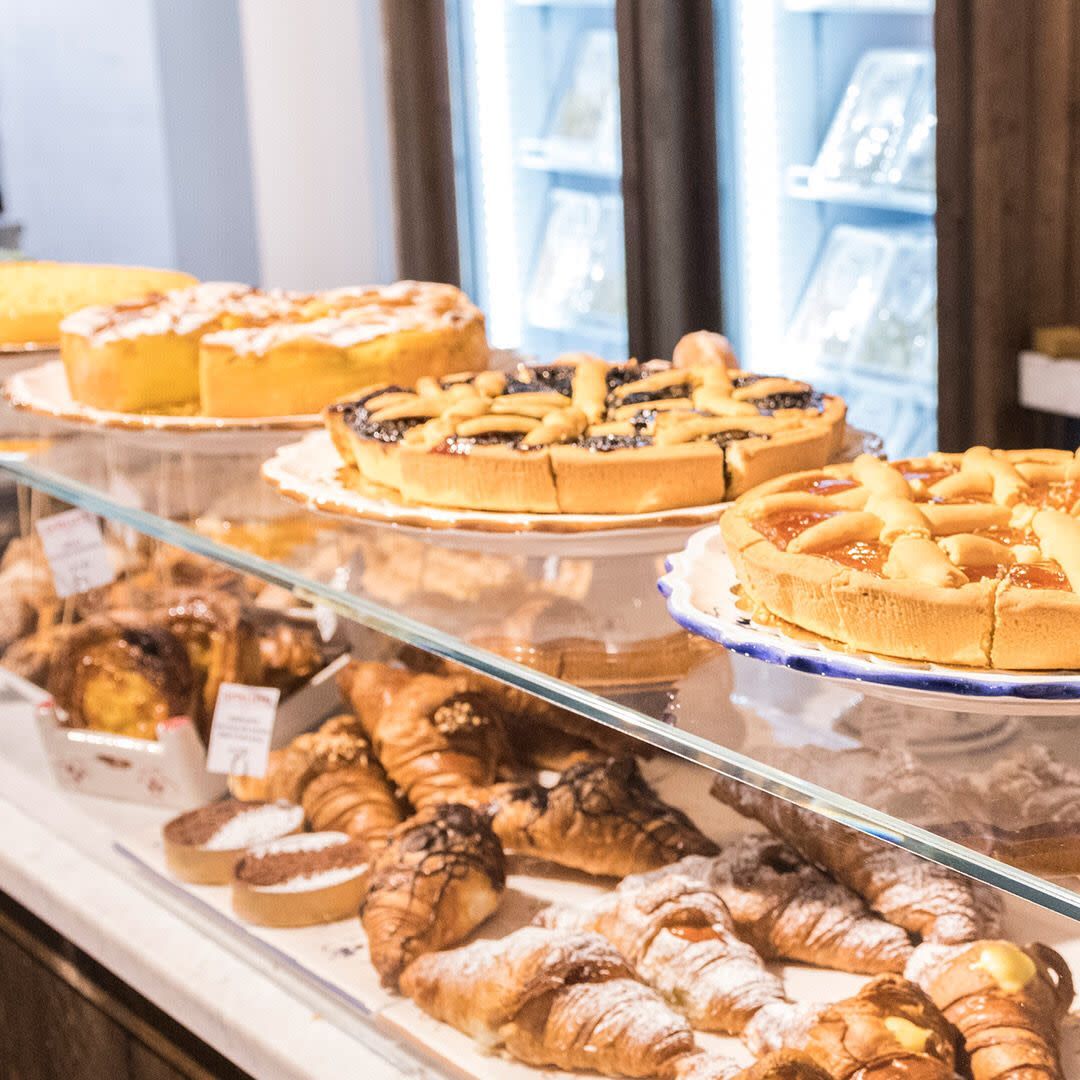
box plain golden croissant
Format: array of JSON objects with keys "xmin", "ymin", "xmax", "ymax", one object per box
[
  {"xmin": 489, "ymin": 756, "xmax": 718, "ymax": 877},
  {"xmin": 361, "ymin": 803, "xmax": 505, "ymax": 987},
  {"xmin": 337, "ymin": 661, "xmax": 506, "ymax": 810},
  {"xmin": 399, "ymin": 926, "xmax": 695, "ymax": 1078},
  {"xmin": 535, "ymin": 872, "xmax": 786, "ymax": 1034},
  {"xmin": 644, "ymin": 838, "xmax": 914, "ymax": 975},
  {"xmin": 746, "ymin": 974, "xmax": 959, "ymax": 1080},
  {"xmin": 711, "ymin": 775, "xmax": 1002, "ymax": 944},
  {"xmin": 906, "ymin": 940, "xmax": 1074, "ymax": 1080},
  {"xmin": 228, "ymin": 715, "xmax": 404, "ymax": 852}
]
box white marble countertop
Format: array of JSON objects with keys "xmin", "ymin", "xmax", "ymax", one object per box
[{"xmin": 0, "ymin": 684, "xmax": 440, "ymax": 1080}]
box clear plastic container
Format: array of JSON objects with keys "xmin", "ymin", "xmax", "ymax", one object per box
[
  {"xmin": 526, "ymin": 189, "xmax": 626, "ymax": 333},
  {"xmin": 811, "ymin": 49, "xmax": 934, "ymax": 193}
]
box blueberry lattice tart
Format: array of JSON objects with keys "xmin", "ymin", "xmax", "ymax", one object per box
[
  {"xmin": 323, "ymin": 334, "xmax": 846, "ymax": 514},
  {"xmin": 720, "ymin": 448, "xmax": 1080, "ymax": 669}
]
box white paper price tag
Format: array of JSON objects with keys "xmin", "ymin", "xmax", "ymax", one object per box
[
  {"xmin": 314, "ymin": 604, "xmax": 339, "ymax": 643},
  {"xmin": 205, "ymin": 683, "xmax": 280, "ymax": 778},
  {"xmin": 35, "ymin": 508, "xmax": 116, "ymax": 598}
]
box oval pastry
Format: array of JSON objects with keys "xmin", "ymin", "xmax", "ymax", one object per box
[{"xmin": 720, "ymin": 447, "xmax": 1080, "ymax": 669}]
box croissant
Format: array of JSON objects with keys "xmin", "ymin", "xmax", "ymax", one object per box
[
  {"xmin": 229, "ymin": 715, "xmax": 404, "ymax": 851},
  {"xmin": 361, "ymin": 803, "xmax": 505, "ymax": 987},
  {"xmin": 671, "ymin": 1050, "xmax": 834, "ymax": 1080},
  {"xmin": 645, "ymin": 838, "xmax": 914, "ymax": 975},
  {"xmin": 535, "ymin": 872, "xmax": 786, "ymax": 1033},
  {"xmin": 746, "ymin": 975, "xmax": 959, "ymax": 1080},
  {"xmin": 906, "ymin": 940, "xmax": 1073, "ymax": 1080},
  {"xmin": 711, "ymin": 776, "xmax": 1002, "ymax": 944},
  {"xmin": 337, "ymin": 661, "xmax": 506, "ymax": 809},
  {"xmin": 489, "ymin": 756, "xmax": 718, "ymax": 877},
  {"xmin": 399, "ymin": 926, "xmax": 695, "ymax": 1078}
]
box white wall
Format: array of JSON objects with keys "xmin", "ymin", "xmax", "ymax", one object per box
[
  {"xmin": 0, "ymin": 0, "xmax": 397, "ymax": 288},
  {"xmin": 0, "ymin": 0, "xmax": 177, "ymax": 266},
  {"xmin": 237, "ymin": 0, "xmax": 397, "ymax": 289}
]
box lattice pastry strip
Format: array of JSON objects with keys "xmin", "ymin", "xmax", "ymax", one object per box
[
  {"xmin": 324, "ymin": 335, "xmax": 847, "ymax": 514},
  {"xmin": 721, "ymin": 446, "xmax": 1080, "ymax": 669}
]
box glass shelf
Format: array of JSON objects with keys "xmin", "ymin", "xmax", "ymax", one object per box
[
  {"xmin": 786, "ymin": 165, "xmax": 936, "ymax": 216},
  {"xmin": 4, "ymin": 431, "xmax": 1080, "ymax": 924},
  {"xmin": 517, "ymin": 138, "xmax": 620, "ymax": 179}
]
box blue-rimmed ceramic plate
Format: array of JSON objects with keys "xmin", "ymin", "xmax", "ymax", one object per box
[{"xmin": 660, "ymin": 524, "xmax": 1080, "ymax": 716}]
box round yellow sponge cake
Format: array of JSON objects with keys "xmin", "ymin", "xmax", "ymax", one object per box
[{"xmin": 0, "ymin": 261, "xmax": 197, "ymax": 348}]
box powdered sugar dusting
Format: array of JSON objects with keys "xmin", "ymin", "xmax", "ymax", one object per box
[{"xmin": 203, "ymin": 801, "xmax": 303, "ymax": 851}]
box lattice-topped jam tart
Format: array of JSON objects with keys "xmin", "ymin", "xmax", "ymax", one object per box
[
  {"xmin": 322, "ymin": 333, "xmax": 846, "ymax": 514},
  {"xmin": 720, "ymin": 447, "xmax": 1080, "ymax": 669}
]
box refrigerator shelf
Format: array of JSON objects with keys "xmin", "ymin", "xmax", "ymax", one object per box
[
  {"xmin": 513, "ymin": 0, "xmax": 614, "ymax": 7},
  {"xmin": 784, "ymin": 0, "xmax": 933, "ymax": 12},
  {"xmin": 786, "ymin": 165, "xmax": 935, "ymax": 215},
  {"xmin": 517, "ymin": 138, "xmax": 620, "ymax": 179}
]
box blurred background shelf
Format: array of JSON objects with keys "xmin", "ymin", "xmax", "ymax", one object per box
[
  {"xmin": 784, "ymin": 0, "xmax": 934, "ymax": 12},
  {"xmin": 1019, "ymin": 351, "xmax": 1080, "ymax": 420},
  {"xmin": 517, "ymin": 138, "xmax": 620, "ymax": 179},
  {"xmin": 786, "ymin": 165, "xmax": 935, "ymax": 215}
]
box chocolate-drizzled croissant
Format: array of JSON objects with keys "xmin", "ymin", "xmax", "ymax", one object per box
[
  {"xmin": 361, "ymin": 803, "xmax": 505, "ymax": 987},
  {"xmin": 906, "ymin": 940, "xmax": 1073, "ymax": 1080},
  {"xmin": 489, "ymin": 756, "xmax": 718, "ymax": 877},
  {"xmin": 400, "ymin": 926, "xmax": 694, "ymax": 1078},
  {"xmin": 230, "ymin": 715, "xmax": 404, "ymax": 851},
  {"xmin": 646, "ymin": 838, "xmax": 914, "ymax": 975},
  {"xmin": 746, "ymin": 975, "xmax": 959, "ymax": 1079},
  {"xmin": 711, "ymin": 775, "xmax": 1002, "ymax": 944},
  {"xmin": 338, "ymin": 661, "xmax": 506, "ymax": 809},
  {"xmin": 535, "ymin": 872, "xmax": 786, "ymax": 1033}
]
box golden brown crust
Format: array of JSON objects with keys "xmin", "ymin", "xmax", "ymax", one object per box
[
  {"xmin": 489, "ymin": 756, "xmax": 718, "ymax": 877},
  {"xmin": 399, "ymin": 926, "xmax": 695, "ymax": 1078},
  {"xmin": 722, "ymin": 448, "xmax": 1080, "ymax": 669},
  {"xmin": 336, "ymin": 661, "xmax": 506, "ymax": 810},
  {"xmin": 361, "ymin": 803, "xmax": 505, "ymax": 987},
  {"xmin": 325, "ymin": 345, "xmax": 846, "ymax": 514},
  {"xmin": 907, "ymin": 940, "xmax": 1073, "ymax": 1080}
]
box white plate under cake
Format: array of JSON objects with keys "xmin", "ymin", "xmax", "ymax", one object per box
[
  {"xmin": 322, "ymin": 334, "xmax": 847, "ymax": 515},
  {"xmin": 720, "ymin": 448, "xmax": 1080, "ymax": 670}
]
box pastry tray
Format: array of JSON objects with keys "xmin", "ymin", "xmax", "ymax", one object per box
[
  {"xmin": 114, "ymin": 756, "xmax": 1080, "ymax": 1079},
  {"xmin": 659, "ymin": 525, "xmax": 1080, "ymax": 716},
  {"xmin": 3, "ymin": 359, "xmax": 321, "ymax": 455},
  {"xmin": 2, "ymin": 654, "xmax": 350, "ymax": 810},
  {"xmin": 261, "ymin": 428, "xmax": 883, "ymax": 558}
]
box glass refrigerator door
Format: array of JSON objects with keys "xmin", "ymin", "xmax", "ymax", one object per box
[
  {"xmin": 446, "ymin": 0, "xmax": 627, "ymax": 363},
  {"xmin": 716, "ymin": 0, "xmax": 937, "ymax": 456}
]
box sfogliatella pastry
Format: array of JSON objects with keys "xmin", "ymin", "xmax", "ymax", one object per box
[
  {"xmin": 906, "ymin": 940, "xmax": 1074, "ymax": 1080},
  {"xmin": 48, "ymin": 616, "xmax": 197, "ymax": 741},
  {"xmin": 648, "ymin": 837, "xmax": 914, "ymax": 975},
  {"xmin": 535, "ymin": 872, "xmax": 786, "ymax": 1033},
  {"xmin": 746, "ymin": 975, "xmax": 959, "ymax": 1079},
  {"xmin": 400, "ymin": 927, "xmax": 695, "ymax": 1078},
  {"xmin": 231, "ymin": 831, "xmax": 370, "ymax": 927},
  {"xmin": 338, "ymin": 661, "xmax": 506, "ymax": 810},
  {"xmin": 712, "ymin": 774, "xmax": 1002, "ymax": 944},
  {"xmin": 229, "ymin": 714, "xmax": 404, "ymax": 852},
  {"xmin": 162, "ymin": 799, "xmax": 304, "ymax": 884},
  {"xmin": 360, "ymin": 804, "xmax": 505, "ymax": 987},
  {"xmin": 720, "ymin": 448, "xmax": 1080, "ymax": 668},
  {"xmin": 324, "ymin": 340, "xmax": 845, "ymax": 514},
  {"xmin": 489, "ymin": 756, "xmax": 718, "ymax": 877}
]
